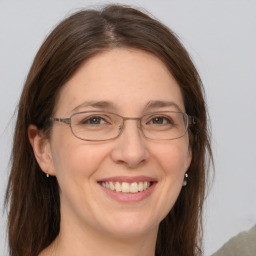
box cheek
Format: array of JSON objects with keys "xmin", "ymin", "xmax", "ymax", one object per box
[
  {"xmin": 50, "ymin": 135, "xmax": 112, "ymax": 213},
  {"xmin": 50, "ymin": 129, "xmax": 109, "ymax": 183},
  {"xmin": 152, "ymin": 139, "xmax": 190, "ymax": 177},
  {"xmin": 52, "ymin": 145, "xmax": 106, "ymax": 180},
  {"xmin": 146, "ymin": 139, "xmax": 190, "ymax": 221}
]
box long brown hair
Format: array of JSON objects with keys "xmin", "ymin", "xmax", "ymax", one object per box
[{"xmin": 5, "ymin": 4, "xmax": 213, "ymax": 256}]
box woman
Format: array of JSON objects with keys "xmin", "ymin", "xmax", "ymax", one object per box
[{"xmin": 5, "ymin": 4, "xmax": 212, "ymax": 256}]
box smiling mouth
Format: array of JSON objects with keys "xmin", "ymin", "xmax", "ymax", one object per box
[{"xmin": 100, "ymin": 181, "xmax": 153, "ymax": 193}]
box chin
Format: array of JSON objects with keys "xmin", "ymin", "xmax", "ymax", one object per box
[{"xmin": 97, "ymin": 211, "xmax": 160, "ymax": 239}]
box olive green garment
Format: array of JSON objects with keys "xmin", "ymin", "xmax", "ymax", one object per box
[{"xmin": 212, "ymin": 224, "xmax": 256, "ymax": 256}]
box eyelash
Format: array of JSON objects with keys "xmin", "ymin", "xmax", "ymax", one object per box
[
  {"xmin": 146, "ymin": 116, "xmax": 174, "ymax": 125},
  {"xmin": 80, "ymin": 115, "xmax": 174, "ymax": 125},
  {"xmin": 81, "ymin": 116, "xmax": 110, "ymax": 125}
]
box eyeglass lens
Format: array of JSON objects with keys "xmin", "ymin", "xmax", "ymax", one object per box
[{"xmin": 69, "ymin": 111, "xmax": 188, "ymax": 141}]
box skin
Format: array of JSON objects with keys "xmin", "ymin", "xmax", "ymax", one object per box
[{"xmin": 29, "ymin": 48, "xmax": 192, "ymax": 256}]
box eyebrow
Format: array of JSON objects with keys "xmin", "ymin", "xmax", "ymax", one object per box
[
  {"xmin": 144, "ymin": 100, "xmax": 183, "ymax": 112},
  {"xmin": 71, "ymin": 100, "xmax": 117, "ymax": 113},
  {"xmin": 71, "ymin": 100, "xmax": 183, "ymax": 113}
]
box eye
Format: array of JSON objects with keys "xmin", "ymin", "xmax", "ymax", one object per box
[
  {"xmin": 151, "ymin": 116, "xmax": 168, "ymax": 124},
  {"xmin": 81, "ymin": 115, "xmax": 110, "ymax": 126},
  {"xmin": 87, "ymin": 116, "xmax": 104, "ymax": 124},
  {"xmin": 147, "ymin": 115, "xmax": 174, "ymax": 125}
]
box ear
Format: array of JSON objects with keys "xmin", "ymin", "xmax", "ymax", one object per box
[{"xmin": 28, "ymin": 125, "xmax": 55, "ymax": 176}]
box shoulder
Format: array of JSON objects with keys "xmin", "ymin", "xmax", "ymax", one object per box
[{"xmin": 212, "ymin": 225, "xmax": 256, "ymax": 256}]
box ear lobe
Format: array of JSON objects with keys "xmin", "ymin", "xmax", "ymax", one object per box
[{"xmin": 28, "ymin": 125, "xmax": 55, "ymax": 176}]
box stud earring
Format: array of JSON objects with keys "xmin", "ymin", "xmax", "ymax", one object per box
[
  {"xmin": 46, "ymin": 171, "xmax": 49, "ymax": 178},
  {"xmin": 183, "ymin": 173, "xmax": 188, "ymax": 187}
]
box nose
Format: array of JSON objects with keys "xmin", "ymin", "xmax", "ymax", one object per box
[{"xmin": 111, "ymin": 120, "xmax": 149, "ymax": 168}]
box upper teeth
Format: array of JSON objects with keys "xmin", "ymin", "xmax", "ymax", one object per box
[{"xmin": 101, "ymin": 181, "xmax": 151, "ymax": 193}]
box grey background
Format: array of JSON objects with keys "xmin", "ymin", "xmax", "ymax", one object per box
[{"xmin": 0, "ymin": 0, "xmax": 255, "ymax": 255}]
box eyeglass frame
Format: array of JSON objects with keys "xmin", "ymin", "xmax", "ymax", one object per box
[{"xmin": 49, "ymin": 110, "xmax": 196, "ymax": 141}]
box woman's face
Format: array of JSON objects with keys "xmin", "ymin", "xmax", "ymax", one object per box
[{"xmin": 45, "ymin": 48, "xmax": 191, "ymax": 239}]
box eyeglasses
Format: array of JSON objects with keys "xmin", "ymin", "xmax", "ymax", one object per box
[{"xmin": 50, "ymin": 111, "xmax": 194, "ymax": 141}]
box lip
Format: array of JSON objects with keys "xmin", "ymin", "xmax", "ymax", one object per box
[
  {"xmin": 97, "ymin": 176, "xmax": 157, "ymax": 203},
  {"xmin": 98, "ymin": 175, "xmax": 157, "ymax": 183}
]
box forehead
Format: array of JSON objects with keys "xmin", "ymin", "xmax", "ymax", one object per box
[{"xmin": 55, "ymin": 48, "xmax": 185, "ymax": 116}]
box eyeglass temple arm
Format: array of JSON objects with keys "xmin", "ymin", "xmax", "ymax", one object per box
[
  {"xmin": 50, "ymin": 117, "xmax": 71, "ymax": 125},
  {"xmin": 189, "ymin": 116, "xmax": 196, "ymax": 125}
]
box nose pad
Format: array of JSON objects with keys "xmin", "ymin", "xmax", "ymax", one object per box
[
  {"xmin": 137, "ymin": 119, "xmax": 141, "ymax": 129},
  {"xmin": 118, "ymin": 124, "xmax": 124, "ymax": 137},
  {"xmin": 117, "ymin": 119, "xmax": 141, "ymax": 137}
]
